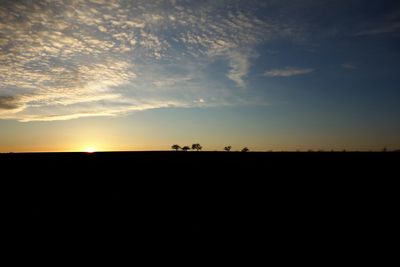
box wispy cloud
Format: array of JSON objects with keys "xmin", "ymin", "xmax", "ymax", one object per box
[
  {"xmin": 342, "ymin": 63, "xmax": 357, "ymax": 70},
  {"xmin": 226, "ymin": 52, "xmax": 252, "ymax": 88},
  {"xmin": 264, "ymin": 67, "xmax": 315, "ymax": 77},
  {"xmin": 153, "ymin": 76, "xmax": 192, "ymax": 88},
  {"xmin": 0, "ymin": 0, "xmax": 301, "ymax": 121},
  {"xmin": 356, "ymin": 23, "xmax": 400, "ymax": 36},
  {"xmin": 356, "ymin": 7, "xmax": 400, "ymax": 36}
]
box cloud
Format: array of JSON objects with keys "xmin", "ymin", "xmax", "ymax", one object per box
[
  {"xmin": 226, "ymin": 52, "xmax": 251, "ymax": 88},
  {"xmin": 0, "ymin": 96, "xmax": 21, "ymax": 110},
  {"xmin": 0, "ymin": 95, "xmax": 26, "ymax": 117},
  {"xmin": 356, "ymin": 7, "xmax": 400, "ymax": 36},
  {"xmin": 0, "ymin": 0, "xmax": 301, "ymax": 122},
  {"xmin": 342, "ymin": 63, "xmax": 357, "ymax": 70},
  {"xmin": 356, "ymin": 23, "xmax": 400, "ymax": 36},
  {"xmin": 264, "ymin": 67, "xmax": 315, "ymax": 77},
  {"xmin": 153, "ymin": 76, "xmax": 192, "ymax": 88}
]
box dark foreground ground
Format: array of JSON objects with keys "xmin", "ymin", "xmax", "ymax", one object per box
[{"xmin": 1, "ymin": 151, "xmax": 398, "ymax": 260}]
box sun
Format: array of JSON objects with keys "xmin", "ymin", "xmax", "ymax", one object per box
[{"xmin": 83, "ymin": 147, "xmax": 97, "ymax": 153}]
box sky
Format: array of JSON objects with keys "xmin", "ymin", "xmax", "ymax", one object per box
[{"xmin": 1, "ymin": 0, "xmax": 400, "ymax": 152}]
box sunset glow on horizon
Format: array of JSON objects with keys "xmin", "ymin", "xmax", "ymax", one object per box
[{"xmin": 83, "ymin": 147, "xmax": 97, "ymax": 153}]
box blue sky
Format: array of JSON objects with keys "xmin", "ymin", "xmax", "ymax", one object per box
[{"xmin": 0, "ymin": 0, "xmax": 400, "ymax": 151}]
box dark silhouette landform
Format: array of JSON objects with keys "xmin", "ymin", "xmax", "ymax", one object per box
[{"xmin": 1, "ymin": 151, "xmax": 397, "ymax": 252}]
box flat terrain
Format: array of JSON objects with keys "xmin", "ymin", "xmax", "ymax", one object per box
[{"xmin": 1, "ymin": 152, "xmax": 397, "ymax": 254}]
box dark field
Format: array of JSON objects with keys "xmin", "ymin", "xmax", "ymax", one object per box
[{"xmin": 1, "ymin": 152, "xmax": 398, "ymax": 256}]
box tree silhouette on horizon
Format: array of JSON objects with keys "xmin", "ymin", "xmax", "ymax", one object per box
[
  {"xmin": 182, "ymin": 146, "xmax": 190, "ymax": 152},
  {"xmin": 171, "ymin": 144, "xmax": 181, "ymax": 151},
  {"xmin": 192, "ymin": 143, "xmax": 202, "ymax": 151},
  {"xmin": 224, "ymin": 146, "xmax": 232, "ymax": 152},
  {"xmin": 241, "ymin": 147, "xmax": 249, "ymax": 152}
]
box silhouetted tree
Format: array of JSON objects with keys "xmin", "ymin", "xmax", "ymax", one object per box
[
  {"xmin": 224, "ymin": 146, "xmax": 232, "ymax": 152},
  {"xmin": 241, "ymin": 147, "xmax": 249, "ymax": 152},
  {"xmin": 192, "ymin": 143, "xmax": 202, "ymax": 151},
  {"xmin": 171, "ymin": 144, "xmax": 181, "ymax": 151},
  {"xmin": 182, "ymin": 146, "xmax": 190, "ymax": 152}
]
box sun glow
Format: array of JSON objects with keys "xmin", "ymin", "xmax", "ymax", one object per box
[{"xmin": 84, "ymin": 147, "xmax": 97, "ymax": 153}]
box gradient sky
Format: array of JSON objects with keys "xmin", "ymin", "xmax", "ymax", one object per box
[{"xmin": 1, "ymin": 0, "xmax": 400, "ymax": 152}]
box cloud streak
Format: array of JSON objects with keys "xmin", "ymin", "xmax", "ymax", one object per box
[
  {"xmin": 356, "ymin": 6, "xmax": 400, "ymax": 36},
  {"xmin": 264, "ymin": 67, "xmax": 315, "ymax": 77},
  {"xmin": 356, "ymin": 23, "xmax": 400, "ymax": 36}
]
